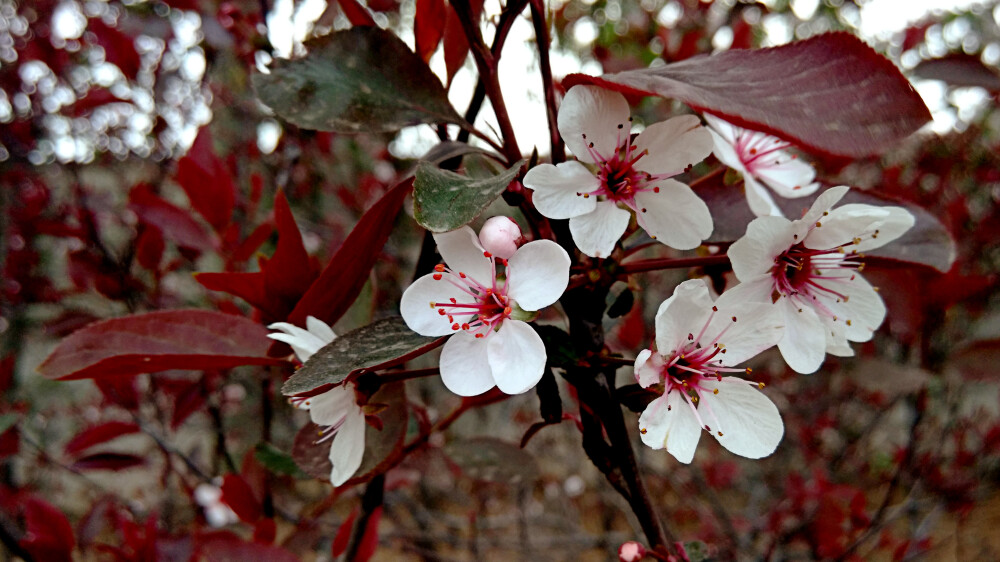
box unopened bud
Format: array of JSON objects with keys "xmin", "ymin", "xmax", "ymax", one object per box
[
  {"xmin": 479, "ymin": 216, "xmax": 522, "ymax": 259},
  {"xmin": 618, "ymin": 541, "xmax": 646, "ymax": 562}
]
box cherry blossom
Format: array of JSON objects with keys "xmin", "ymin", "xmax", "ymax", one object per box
[
  {"xmin": 635, "ymin": 279, "xmax": 784, "ymax": 464},
  {"xmin": 522, "ymin": 85, "xmax": 714, "ymax": 258},
  {"xmin": 193, "ymin": 481, "xmax": 239, "ymax": 527},
  {"xmin": 704, "ymin": 114, "xmax": 820, "ymax": 217},
  {"xmin": 268, "ymin": 317, "xmax": 365, "ymax": 486},
  {"xmin": 728, "ymin": 186, "xmax": 915, "ymax": 374},
  {"xmin": 400, "ymin": 224, "xmax": 570, "ymax": 396}
]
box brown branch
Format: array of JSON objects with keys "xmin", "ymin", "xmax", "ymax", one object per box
[
  {"xmin": 619, "ymin": 254, "xmax": 731, "ymax": 275},
  {"xmin": 529, "ymin": 0, "xmax": 564, "ymax": 163}
]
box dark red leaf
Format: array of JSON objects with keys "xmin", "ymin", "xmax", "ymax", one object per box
[
  {"xmin": 564, "ymin": 32, "xmax": 931, "ymax": 158},
  {"xmin": 442, "ymin": 1, "xmax": 482, "ymax": 87},
  {"xmin": 64, "ymin": 421, "xmax": 141, "ymax": 457},
  {"xmin": 63, "ymin": 87, "xmax": 128, "ymax": 117},
  {"xmin": 87, "ymin": 18, "xmax": 141, "ymax": 81},
  {"xmin": 71, "ymin": 452, "xmax": 145, "ymax": 471},
  {"xmin": 911, "ymin": 53, "xmax": 1000, "ymax": 92},
  {"xmin": 415, "ymin": 0, "xmax": 446, "ymax": 62},
  {"xmin": 169, "ymin": 380, "xmax": 205, "ymax": 429},
  {"xmin": 220, "ymin": 474, "xmax": 262, "ymax": 523},
  {"xmin": 94, "ymin": 377, "xmax": 140, "ymax": 410},
  {"xmin": 337, "ymin": 0, "xmax": 376, "ymax": 26},
  {"xmin": 331, "ymin": 507, "xmax": 358, "ymax": 557},
  {"xmin": 20, "ymin": 497, "xmax": 75, "ymax": 562},
  {"xmin": 135, "ymin": 225, "xmax": 165, "ymax": 271},
  {"xmin": 284, "ymin": 178, "xmax": 412, "ymax": 331},
  {"xmin": 0, "ymin": 354, "xmax": 13, "ymax": 396},
  {"xmin": 228, "ymin": 221, "xmax": 273, "ymax": 265},
  {"xmin": 0, "ymin": 424, "xmax": 19, "ymax": 458},
  {"xmin": 37, "ymin": 309, "xmax": 287, "ymax": 381},
  {"xmin": 354, "ymin": 505, "xmax": 383, "ymax": 562},
  {"xmin": 129, "ymin": 184, "xmax": 216, "ymax": 252},
  {"xmin": 252, "ymin": 519, "xmax": 276, "ymax": 544},
  {"xmin": 174, "ymin": 128, "xmax": 236, "ymax": 232}
]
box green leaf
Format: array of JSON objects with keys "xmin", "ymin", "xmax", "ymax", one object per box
[
  {"xmin": 0, "ymin": 413, "xmax": 18, "ymax": 435},
  {"xmin": 413, "ymin": 159, "xmax": 524, "ymax": 233},
  {"xmin": 292, "ymin": 383, "xmax": 408, "ymax": 484},
  {"xmin": 254, "ymin": 442, "xmax": 307, "ymax": 478},
  {"xmin": 443, "ymin": 437, "xmax": 538, "ymax": 486},
  {"xmin": 253, "ymin": 27, "xmax": 464, "ymax": 133},
  {"xmin": 281, "ymin": 316, "xmax": 439, "ymax": 396}
]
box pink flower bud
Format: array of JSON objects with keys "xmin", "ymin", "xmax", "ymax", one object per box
[
  {"xmin": 618, "ymin": 541, "xmax": 646, "ymax": 562},
  {"xmin": 478, "ymin": 216, "xmax": 522, "ymax": 259}
]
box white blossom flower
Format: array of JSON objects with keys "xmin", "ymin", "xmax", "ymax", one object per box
[
  {"xmin": 704, "ymin": 113, "xmax": 820, "ymax": 218},
  {"xmin": 635, "ymin": 279, "xmax": 784, "ymax": 464},
  {"xmin": 728, "ymin": 186, "xmax": 915, "ymax": 374},
  {"xmin": 268, "ymin": 317, "xmax": 365, "ymax": 486},
  {"xmin": 522, "ymin": 85, "xmax": 714, "ymax": 258},
  {"xmin": 400, "ymin": 225, "xmax": 570, "ymax": 396}
]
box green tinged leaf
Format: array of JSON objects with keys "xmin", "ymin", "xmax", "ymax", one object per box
[
  {"xmin": 413, "ymin": 159, "xmax": 524, "ymax": 233},
  {"xmin": 281, "ymin": 316, "xmax": 439, "ymax": 396},
  {"xmin": 254, "ymin": 442, "xmax": 307, "ymax": 478},
  {"xmin": 253, "ymin": 27, "xmax": 463, "ymax": 133},
  {"xmin": 0, "ymin": 414, "xmax": 18, "ymax": 434}
]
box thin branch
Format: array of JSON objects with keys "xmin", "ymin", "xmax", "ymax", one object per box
[
  {"xmin": 529, "ymin": 0, "xmax": 564, "ymax": 163},
  {"xmin": 343, "ymin": 474, "xmax": 386, "ymax": 562}
]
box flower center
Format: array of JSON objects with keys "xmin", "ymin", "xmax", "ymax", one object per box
[
  {"xmin": 575, "ymin": 123, "xmax": 677, "ymax": 205},
  {"xmin": 734, "ymin": 130, "xmax": 793, "ymax": 175},
  {"xmin": 770, "ymin": 231, "xmax": 870, "ymax": 324},
  {"xmin": 428, "ymin": 251, "xmax": 514, "ymax": 339}
]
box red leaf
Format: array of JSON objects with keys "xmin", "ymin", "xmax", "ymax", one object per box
[
  {"xmin": 284, "ymin": 178, "xmax": 412, "ymax": 331},
  {"xmin": 355, "ymin": 505, "xmax": 383, "ymax": 562},
  {"xmin": 94, "ymin": 377, "xmax": 140, "ymax": 410},
  {"xmin": 129, "ymin": 184, "xmax": 216, "ymax": 252},
  {"xmin": 415, "ymin": 0, "xmax": 446, "ymax": 62},
  {"xmin": 20, "ymin": 497, "xmax": 75, "ymax": 562},
  {"xmin": 174, "ymin": 128, "xmax": 236, "ymax": 232},
  {"xmin": 197, "ymin": 191, "xmax": 317, "ymax": 323},
  {"xmin": 37, "ymin": 309, "xmax": 286, "ymax": 381},
  {"xmin": 63, "ymin": 87, "xmax": 128, "ymax": 117},
  {"xmin": 252, "ymin": 519, "xmax": 276, "ymax": 544},
  {"xmin": 911, "ymin": 53, "xmax": 1000, "ymax": 92},
  {"xmin": 220, "ymin": 474, "xmax": 262, "ymax": 523},
  {"xmin": 87, "ymin": 18, "xmax": 141, "ymax": 81},
  {"xmin": 564, "ymin": 32, "xmax": 931, "ymax": 158},
  {"xmin": 331, "ymin": 507, "xmax": 358, "ymax": 557},
  {"xmin": 135, "ymin": 225, "xmax": 165, "ymax": 271},
  {"xmin": 71, "ymin": 452, "xmax": 145, "ymax": 471},
  {"xmin": 442, "ymin": 4, "xmax": 470, "ymax": 87},
  {"xmin": 64, "ymin": 421, "xmax": 141, "ymax": 457},
  {"xmin": 170, "ymin": 380, "xmax": 205, "ymax": 429},
  {"xmin": 337, "ymin": 0, "xmax": 376, "ymax": 26}
]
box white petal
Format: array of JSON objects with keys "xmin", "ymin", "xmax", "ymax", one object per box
[
  {"xmin": 777, "ymin": 301, "xmax": 827, "ymax": 374},
  {"xmin": 558, "ymin": 86, "xmax": 630, "ymax": 163},
  {"xmin": 730, "ymin": 216, "xmax": 794, "ymax": 281},
  {"xmin": 433, "ymin": 226, "xmax": 493, "ymax": 283},
  {"xmin": 702, "ymin": 113, "xmax": 738, "ymax": 144},
  {"xmin": 835, "ymin": 204, "xmax": 915, "ymax": 253},
  {"xmin": 400, "ymin": 274, "xmax": 469, "ymax": 337},
  {"xmin": 805, "ymin": 204, "xmax": 891, "ymax": 250},
  {"xmin": 305, "ymin": 316, "xmax": 337, "ymax": 343},
  {"xmin": 307, "ymin": 385, "xmax": 356, "ymax": 425},
  {"xmin": 754, "ymin": 157, "xmax": 818, "ymax": 199},
  {"xmin": 815, "ymin": 273, "xmax": 886, "ymax": 342},
  {"xmin": 653, "ymin": 279, "xmax": 715, "ymax": 354},
  {"xmin": 329, "ymin": 407, "xmax": 365, "ymax": 486},
  {"xmin": 634, "ymin": 349, "xmax": 663, "ymax": 388},
  {"xmin": 568, "ymin": 201, "xmax": 631, "ymax": 258},
  {"xmin": 633, "ymin": 179, "xmax": 712, "ymax": 250},
  {"xmin": 793, "ymin": 185, "xmax": 850, "ymax": 240},
  {"xmin": 439, "ymin": 333, "xmax": 496, "ymax": 396},
  {"xmin": 638, "ymin": 392, "xmax": 702, "ymax": 464},
  {"xmin": 744, "ymin": 174, "xmax": 783, "ymax": 218},
  {"xmin": 506, "ymin": 240, "xmax": 571, "ymax": 311},
  {"xmin": 267, "ymin": 322, "xmax": 329, "ymax": 363},
  {"xmin": 708, "ymin": 127, "xmax": 747, "ymax": 174},
  {"xmin": 487, "ymin": 321, "xmax": 547, "ymax": 394},
  {"xmin": 708, "ymin": 284, "xmax": 784, "ymax": 366},
  {"xmin": 700, "ymin": 379, "xmax": 783, "ymax": 459},
  {"xmin": 633, "ymin": 115, "xmax": 713, "ymax": 176},
  {"xmin": 523, "ymin": 162, "xmax": 601, "ymax": 220}
]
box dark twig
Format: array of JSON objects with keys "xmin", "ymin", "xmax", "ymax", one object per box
[
  {"xmin": 620, "ymin": 254, "xmax": 731, "ymax": 275},
  {"xmin": 343, "ymin": 473, "xmax": 386, "ymax": 561},
  {"xmin": 529, "ymin": 0, "xmax": 565, "ymax": 163}
]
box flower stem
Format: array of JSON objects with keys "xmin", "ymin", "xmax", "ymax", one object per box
[
  {"xmin": 620, "ymin": 253, "xmax": 731, "ymax": 275},
  {"xmin": 377, "ymin": 367, "xmax": 440, "ymax": 384}
]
